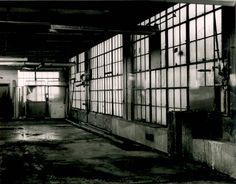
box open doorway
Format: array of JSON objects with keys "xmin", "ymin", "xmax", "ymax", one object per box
[{"xmin": 0, "ymin": 84, "xmax": 12, "ymax": 119}]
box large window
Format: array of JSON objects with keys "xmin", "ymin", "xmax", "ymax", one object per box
[
  {"xmin": 68, "ymin": 3, "xmax": 222, "ymax": 125},
  {"xmin": 132, "ymin": 3, "xmax": 221, "ymax": 126},
  {"xmin": 18, "ymin": 71, "xmax": 60, "ymax": 102},
  {"xmin": 74, "ymin": 53, "xmax": 86, "ymax": 110},
  {"xmin": 188, "ymin": 5, "xmax": 222, "ymax": 88},
  {"xmin": 18, "ymin": 71, "xmax": 59, "ymax": 86},
  {"xmin": 90, "ymin": 35, "xmax": 123, "ymax": 116}
]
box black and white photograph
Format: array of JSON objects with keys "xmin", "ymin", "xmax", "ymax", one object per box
[{"xmin": 0, "ymin": 0, "xmax": 236, "ymax": 183}]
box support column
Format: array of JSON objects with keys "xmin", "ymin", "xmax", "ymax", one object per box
[
  {"xmin": 123, "ymin": 34, "xmax": 133, "ymax": 120},
  {"xmin": 222, "ymin": 6, "xmax": 236, "ymax": 141}
]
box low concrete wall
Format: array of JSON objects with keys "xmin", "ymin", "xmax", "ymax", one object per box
[
  {"xmin": 72, "ymin": 109, "xmax": 168, "ymax": 153},
  {"xmin": 112, "ymin": 118, "xmax": 168, "ymax": 153},
  {"xmin": 192, "ymin": 139, "xmax": 236, "ymax": 178}
]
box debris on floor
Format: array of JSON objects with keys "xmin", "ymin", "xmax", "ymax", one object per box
[{"xmin": 0, "ymin": 120, "xmax": 235, "ymax": 184}]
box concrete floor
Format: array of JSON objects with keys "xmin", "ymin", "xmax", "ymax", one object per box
[{"xmin": 0, "ymin": 120, "xmax": 235, "ymax": 184}]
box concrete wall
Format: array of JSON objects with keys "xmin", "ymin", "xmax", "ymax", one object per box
[
  {"xmin": 71, "ymin": 109, "xmax": 168, "ymax": 153},
  {"xmin": 192, "ymin": 139, "xmax": 236, "ymax": 179}
]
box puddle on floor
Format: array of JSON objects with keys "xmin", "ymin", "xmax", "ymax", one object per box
[
  {"xmin": 0, "ymin": 127, "xmax": 24, "ymax": 130},
  {"xmin": 16, "ymin": 131, "xmax": 60, "ymax": 141}
]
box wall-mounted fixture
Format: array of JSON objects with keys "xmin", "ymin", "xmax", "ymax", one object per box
[{"xmin": 0, "ymin": 57, "xmax": 28, "ymax": 62}]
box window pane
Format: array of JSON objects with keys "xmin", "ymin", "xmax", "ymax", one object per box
[
  {"xmin": 181, "ymin": 66, "xmax": 187, "ymax": 87},
  {"xmin": 174, "ymin": 67, "xmax": 181, "ymax": 87},
  {"xmin": 175, "ymin": 89, "xmax": 181, "ymax": 108},
  {"xmin": 161, "ymin": 70, "xmax": 166, "ymax": 87},
  {"xmin": 168, "ymin": 48, "xmax": 174, "ymax": 66},
  {"xmin": 215, "ymin": 10, "xmax": 222, "ymax": 33},
  {"xmin": 180, "ymin": 44, "xmax": 186, "ymax": 64},
  {"xmin": 189, "ymin": 4, "xmax": 196, "ymax": 19},
  {"xmin": 197, "ymin": 39, "xmax": 205, "ymax": 62},
  {"xmin": 169, "ymin": 89, "xmax": 174, "ymax": 107},
  {"xmin": 168, "ymin": 68, "xmax": 174, "ymax": 87},
  {"xmin": 197, "ymin": 16, "xmax": 204, "ymax": 39},
  {"xmin": 168, "ymin": 29, "xmax": 173, "ymax": 47},
  {"xmin": 181, "ymin": 89, "xmax": 187, "ymax": 109},
  {"xmin": 161, "ymin": 50, "xmax": 166, "ymax": 68},
  {"xmin": 197, "ymin": 63, "xmax": 205, "ymax": 86},
  {"xmin": 180, "ymin": 23, "xmax": 186, "ymax": 44},
  {"xmin": 206, "ymin": 62, "xmax": 214, "ymax": 86},
  {"xmin": 206, "ymin": 37, "xmax": 214, "ymax": 60},
  {"xmin": 190, "ymin": 42, "xmax": 196, "ymax": 63},
  {"xmin": 161, "ymin": 31, "xmax": 165, "ymax": 49},
  {"xmin": 161, "ymin": 108, "xmax": 166, "ymax": 125},
  {"xmin": 161, "ymin": 89, "xmax": 166, "ymax": 106},
  {"xmin": 180, "ymin": 7, "xmax": 186, "ymax": 22},
  {"xmin": 174, "ymin": 46, "xmax": 180, "ymax": 65},
  {"xmin": 174, "ymin": 26, "xmax": 179, "ymax": 46},
  {"xmin": 190, "ymin": 65, "xmax": 198, "ymax": 88},
  {"xmin": 190, "ymin": 20, "xmax": 196, "ymax": 41},
  {"xmin": 205, "ymin": 13, "xmax": 214, "ymax": 37},
  {"xmin": 173, "ymin": 10, "xmax": 179, "ymax": 25},
  {"xmin": 197, "ymin": 4, "xmax": 205, "ymax": 16}
]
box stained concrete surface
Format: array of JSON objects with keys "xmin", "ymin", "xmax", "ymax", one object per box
[{"xmin": 0, "ymin": 120, "xmax": 235, "ymax": 184}]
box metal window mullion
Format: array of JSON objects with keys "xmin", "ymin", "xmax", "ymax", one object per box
[
  {"xmin": 103, "ymin": 47, "xmax": 106, "ymax": 114},
  {"xmin": 186, "ymin": 4, "xmax": 191, "ymax": 110},
  {"xmin": 203, "ymin": 6, "xmax": 207, "ymax": 86},
  {"xmin": 111, "ymin": 42, "xmax": 114, "ymax": 116},
  {"xmin": 131, "ymin": 35, "xmax": 135, "ymax": 120},
  {"xmin": 149, "ymin": 40, "xmax": 152, "ymax": 123},
  {"xmin": 96, "ymin": 47, "xmax": 99, "ymax": 112},
  {"xmin": 143, "ymin": 38, "xmax": 147, "ymax": 121}
]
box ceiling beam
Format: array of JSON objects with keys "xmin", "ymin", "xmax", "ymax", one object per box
[
  {"xmin": 1, "ymin": 0, "xmax": 234, "ymax": 6},
  {"xmin": 146, "ymin": 0, "xmax": 236, "ymax": 6},
  {"xmin": 51, "ymin": 24, "xmax": 159, "ymax": 35},
  {"xmin": 0, "ymin": 20, "xmax": 50, "ymax": 27}
]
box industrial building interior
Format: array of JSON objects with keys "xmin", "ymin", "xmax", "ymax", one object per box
[{"xmin": 0, "ymin": 0, "xmax": 236, "ymax": 183}]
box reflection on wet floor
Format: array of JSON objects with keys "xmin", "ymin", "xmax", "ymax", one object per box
[
  {"xmin": 0, "ymin": 120, "xmax": 235, "ymax": 184},
  {"xmin": 0, "ymin": 126, "xmax": 60, "ymax": 141}
]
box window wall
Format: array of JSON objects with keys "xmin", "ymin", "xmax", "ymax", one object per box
[
  {"xmin": 69, "ymin": 3, "xmax": 222, "ymax": 125},
  {"xmin": 18, "ymin": 71, "xmax": 60, "ymax": 102},
  {"xmin": 132, "ymin": 34, "xmax": 152, "ymax": 123},
  {"xmin": 74, "ymin": 53, "xmax": 86, "ymax": 110},
  {"xmin": 18, "ymin": 71, "xmax": 59, "ymax": 86},
  {"xmin": 90, "ymin": 34, "xmax": 123, "ymax": 116},
  {"xmin": 132, "ymin": 3, "xmax": 221, "ymax": 126},
  {"xmin": 188, "ymin": 4, "xmax": 222, "ymax": 88}
]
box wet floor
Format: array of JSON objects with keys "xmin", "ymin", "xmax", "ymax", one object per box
[{"xmin": 0, "ymin": 120, "xmax": 235, "ymax": 184}]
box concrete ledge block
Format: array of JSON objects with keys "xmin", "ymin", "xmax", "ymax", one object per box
[{"xmin": 192, "ymin": 139, "xmax": 236, "ymax": 179}]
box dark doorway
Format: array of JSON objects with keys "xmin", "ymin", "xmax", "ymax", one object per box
[{"xmin": 0, "ymin": 84, "xmax": 12, "ymax": 119}]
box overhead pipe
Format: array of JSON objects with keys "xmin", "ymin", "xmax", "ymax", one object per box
[
  {"xmin": 0, "ymin": 57, "xmax": 28, "ymax": 62},
  {"xmin": 50, "ymin": 24, "xmax": 160, "ymax": 35},
  {"xmin": 0, "ymin": 20, "xmax": 159, "ymax": 35},
  {"xmin": 0, "ymin": 20, "xmax": 50, "ymax": 27},
  {"xmin": 0, "ymin": 61, "xmax": 40, "ymax": 66},
  {"xmin": 0, "ymin": 60, "xmax": 75, "ymax": 67}
]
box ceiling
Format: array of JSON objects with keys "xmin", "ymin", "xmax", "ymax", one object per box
[{"xmin": 0, "ymin": 1, "xmax": 173, "ymax": 69}]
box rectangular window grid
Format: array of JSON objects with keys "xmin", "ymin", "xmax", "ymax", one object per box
[
  {"xmin": 74, "ymin": 53, "xmax": 86, "ymax": 110},
  {"xmin": 90, "ymin": 34, "xmax": 123, "ymax": 116},
  {"xmin": 132, "ymin": 3, "xmax": 222, "ymax": 126}
]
